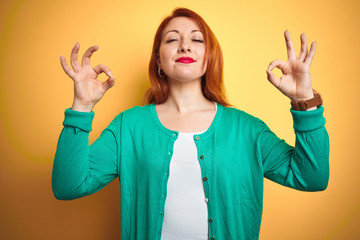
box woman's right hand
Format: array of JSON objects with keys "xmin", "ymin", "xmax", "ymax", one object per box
[{"xmin": 60, "ymin": 43, "xmax": 115, "ymax": 112}]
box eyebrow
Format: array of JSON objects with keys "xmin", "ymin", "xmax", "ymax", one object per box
[{"xmin": 164, "ymin": 29, "xmax": 201, "ymax": 36}]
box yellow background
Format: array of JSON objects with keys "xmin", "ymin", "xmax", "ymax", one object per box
[{"xmin": 0, "ymin": 0, "xmax": 359, "ymax": 239}]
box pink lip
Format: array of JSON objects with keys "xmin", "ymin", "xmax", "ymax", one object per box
[{"xmin": 176, "ymin": 57, "xmax": 195, "ymax": 63}]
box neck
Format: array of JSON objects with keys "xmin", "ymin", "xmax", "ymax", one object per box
[{"xmin": 161, "ymin": 77, "xmax": 213, "ymax": 113}]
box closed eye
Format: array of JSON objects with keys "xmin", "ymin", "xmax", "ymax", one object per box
[
  {"xmin": 192, "ymin": 39, "xmax": 204, "ymax": 42},
  {"xmin": 166, "ymin": 39, "xmax": 177, "ymax": 43}
]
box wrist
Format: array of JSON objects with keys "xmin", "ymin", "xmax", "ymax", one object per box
[
  {"xmin": 290, "ymin": 90, "xmax": 314, "ymax": 102},
  {"xmin": 71, "ymin": 101, "xmax": 94, "ymax": 112},
  {"xmin": 306, "ymin": 106, "xmax": 318, "ymax": 111}
]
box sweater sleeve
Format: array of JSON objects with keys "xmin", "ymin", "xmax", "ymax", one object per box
[
  {"xmin": 258, "ymin": 106, "xmax": 329, "ymax": 191},
  {"xmin": 52, "ymin": 108, "xmax": 120, "ymax": 200}
]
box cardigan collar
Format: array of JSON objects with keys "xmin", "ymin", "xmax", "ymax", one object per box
[{"xmin": 149, "ymin": 102, "xmax": 223, "ymax": 140}]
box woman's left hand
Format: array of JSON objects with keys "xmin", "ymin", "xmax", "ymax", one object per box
[{"xmin": 266, "ymin": 30, "xmax": 317, "ymax": 101}]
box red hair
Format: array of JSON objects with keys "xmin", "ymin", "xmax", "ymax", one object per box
[{"xmin": 145, "ymin": 7, "xmax": 232, "ymax": 107}]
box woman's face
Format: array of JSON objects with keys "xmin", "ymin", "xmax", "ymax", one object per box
[{"xmin": 157, "ymin": 17, "xmax": 207, "ymax": 83}]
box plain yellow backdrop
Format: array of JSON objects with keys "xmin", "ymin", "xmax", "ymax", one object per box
[{"xmin": 0, "ymin": 0, "xmax": 359, "ymax": 239}]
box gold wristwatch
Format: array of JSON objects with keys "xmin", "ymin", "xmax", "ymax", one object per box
[{"xmin": 291, "ymin": 90, "xmax": 323, "ymax": 111}]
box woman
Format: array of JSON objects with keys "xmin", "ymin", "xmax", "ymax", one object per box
[{"xmin": 53, "ymin": 7, "xmax": 329, "ymax": 240}]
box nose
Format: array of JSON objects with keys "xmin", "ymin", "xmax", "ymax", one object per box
[{"xmin": 178, "ymin": 39, "xmax": 191, "ymax": 53}]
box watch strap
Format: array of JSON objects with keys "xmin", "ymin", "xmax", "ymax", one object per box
[{"xmin": 291, "ymin": 90, "xmax": 323, "ymax": 111}]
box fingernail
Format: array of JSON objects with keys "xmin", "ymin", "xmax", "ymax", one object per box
[
  {"xmin": 268, "ymin": 65, "xmax": 272, "ymax": 70},
  {"xmin": 109, "ymin": 71, "xmax": 112, "ymax": 76}
]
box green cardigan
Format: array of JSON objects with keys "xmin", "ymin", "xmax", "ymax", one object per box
[{"xmin": 52, "ymin": 103, "xmax": 329, "ymax": 240}]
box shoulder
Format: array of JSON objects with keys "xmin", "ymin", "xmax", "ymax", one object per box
[
  {"xmin": 220, "ymin": 105, "xmax": 269, "ymax": 135},
  {"xmin": 110, "ymin": 104, "xmax": 152, "ymax": 127},
  {"xmin": 112, "ymin": 104, "xmax": 150, "ymax": 118},
  {"xmin": 222, "ymin": 105, "xmax": 264, "ymax": 125}
]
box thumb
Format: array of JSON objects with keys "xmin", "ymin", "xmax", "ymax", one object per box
[
  {"xmin": 102, "ymin": 75, "xmax": 115, "ymax": 92},
  {"xmin": 266, "ymin": 69, "xmax": 281, "ymax": 89},
  {"xmin": 266, "ymin": 59, "xmax": 287, "ymax": 90}
]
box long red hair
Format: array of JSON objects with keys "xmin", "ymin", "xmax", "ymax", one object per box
[{"xmin": 145, "ymin": 7, "xmax": 232, "ymax": 107}]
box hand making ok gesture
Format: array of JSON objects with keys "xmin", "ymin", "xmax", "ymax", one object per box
[
  {"xmin": 266, "ymin": 30, "xmax": 317, "ymax": 102},
  {"xmin": 60, "ymin": 43, "xmax": 115, "ymax": 112}
]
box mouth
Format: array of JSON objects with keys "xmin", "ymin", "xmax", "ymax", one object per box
[{"xmin": 176, "ymin": 57, "xmax": 195, "ymax": 64}]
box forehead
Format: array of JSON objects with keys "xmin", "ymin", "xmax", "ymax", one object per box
[{"xmin": 163, "ymin": 17, "xmax": 201, "ymax": 34}]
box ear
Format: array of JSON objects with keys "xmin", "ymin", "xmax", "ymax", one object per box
[{"xmin": 156, "ymin": 54, "xmax": 161, "ymax": 69}]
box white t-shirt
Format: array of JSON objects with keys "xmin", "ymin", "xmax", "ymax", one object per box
[{"xmin": 161, "ymin": 102, "xmax": 217, "ymax": 240}]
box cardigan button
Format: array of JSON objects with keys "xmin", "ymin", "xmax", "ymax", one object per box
[
  {"xmin": 211, "ymin": 238, "xmax": 215, "ymax": 240},
  {"xmin": 203, "ymin": 177, "xmax": 208, "ymax": 181},
  {"xmin": 200, "ymin": 155, "xmax": 204, "ymax": 159},
  {"xmin": 195, "ymin": 136, "xmax": 200, "ymax": 140},
  {"xmin": 209, "ymin": 218, "xmax": 213, "ymax": 222},
  {"xmin": 205, "ymin": 197, "xmax": 209, "ymax": 203}
]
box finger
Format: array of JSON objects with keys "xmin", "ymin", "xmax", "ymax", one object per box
[
  {"xmin": 81, "ymin": 45, "xmax": 98, "ymax": 67},
  {"xmin": 284, "ymin": 30, "xmax": 297, "ymax": 60},
  {"xmin": 305, "ymin": 41, "xmax": 317, "ymax": 66},
  {"xmin": 298, "ymin": 33, "xmax": 308, "ymax": 62},
  {"xmin": 93, "ymin": 64, "xmax": 113, "ymax": 77},
  {"xmin": 266, "ymin": 69, "xmax": 282, "ymax": 90},
  {"xmin": 268, "ymin": 59, "xmax": 287, "ymax": 73},
  {"xmin": 60, "ymin": 56, "xmax": 76, "ymax": 79},
  {"xmin": 70, "ymin": 42, "xmax": 81, "ymax": 72},
  {"xmin": 101, "ymin": 76, "xmax": 116, "ymax": 92}
]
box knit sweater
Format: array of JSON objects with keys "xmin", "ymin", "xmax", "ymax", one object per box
[{"xmin": 52, "ymin": 103, "xmax": 329, "ymax": 240}]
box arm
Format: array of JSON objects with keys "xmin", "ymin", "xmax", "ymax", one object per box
[
  {"xmin": 52, "ymin": 109, "xmax": 120, "ymax": 200},
  {"xmin": 259, "ymin": 106, "xmax": 329, "ymax": 191},
  {"xmin": 52, "ymin": 43, "xmax": 118, "ymax": 200},
  {"xmin": 259, "ymin": 30, "xmax": 329, "ymax": 191}
]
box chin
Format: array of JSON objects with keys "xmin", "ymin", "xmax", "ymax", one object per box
[{"xmin": 170, "ymin": 73, "xmax": 203, "ymax": 82}]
